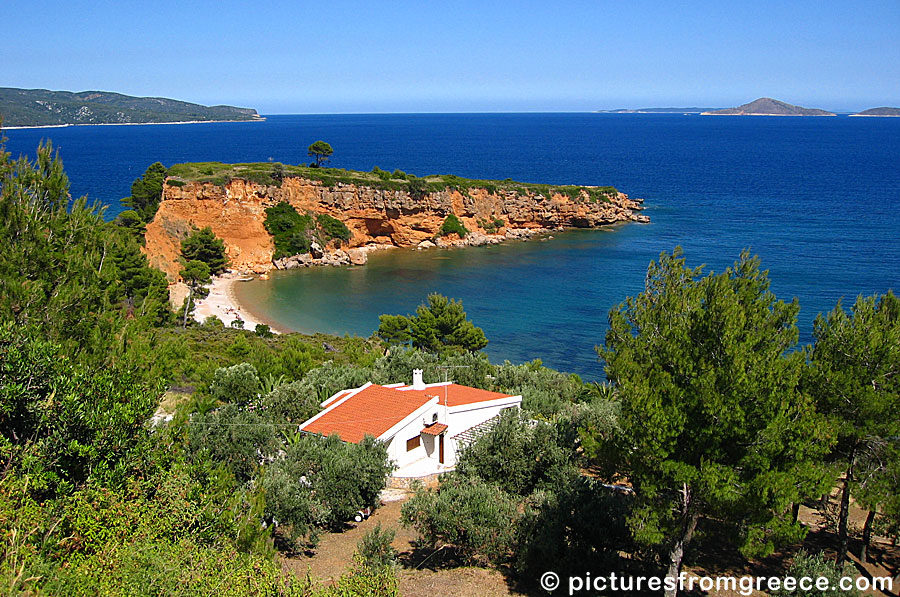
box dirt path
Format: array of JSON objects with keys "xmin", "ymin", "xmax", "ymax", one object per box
[{"xmin": 280, "ymin": 490, "xmax": 524, "ymax": 595}]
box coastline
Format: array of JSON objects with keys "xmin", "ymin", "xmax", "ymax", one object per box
[
  {"xmin": 191, "ymin": 272, "xmax": 288, "ymax": 333},
  {"xmin": 4, "ymin": 118, "xmax": 265, "ymax": 131}
]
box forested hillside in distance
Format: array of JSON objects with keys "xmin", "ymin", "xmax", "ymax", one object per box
[{"xmin": 0, "ymin": 87, "xmax": 262, "ymax": 127}]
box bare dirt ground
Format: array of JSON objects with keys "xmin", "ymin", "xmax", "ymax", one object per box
[
  {"xmin": 281, "ymin": 488, "xmax": 899, "ymax": 596},
  {"xmin": 280, "ymin": 491, "xmax": 527, "ymax": 595}
]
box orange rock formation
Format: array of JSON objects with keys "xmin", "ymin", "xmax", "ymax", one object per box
[{"xmin": 144, "ymin": 176, "xmax": 647, "ymax": 281}]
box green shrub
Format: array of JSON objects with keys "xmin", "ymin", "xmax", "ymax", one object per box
[
  {"xmin": 770, "ymin": 550, "xmax": 860, "ymax": 596},
  {"xmin": 203, "ymin": 315, "xmax": 224, "ymax": 328},
  {"xmin": 254, "ymin": 323, "xmax": 273, "ymax": 337},
  {"xmin": 209, "ymin": 362, "xmax": 261, "ymax": 405},
  {"xmin": 317, "ymin": 564, "xmax": 399, "ymax": 596},
  {"xmin": 187, "ymin": 404, "xmax": 278, "ymax": 482},
  {"xmin": 316, "ymin": 213, "xmax": 351, "ymax": 243},
  {"xmin": 261, "ymin": 434, "xmax": 393, "ymax": 542},
  {"xmin": 356, "ymin": 523, "xmax": 397, "ymax": 571},
  {"xmin": 439, "ymin": 214, "xmax": 468, "ymax": 238},
  {"xmin": 264, "ymin": 201, "xmax": 314, "ymax": 259},
  {"xmin": 262, "ymin": 379, "xmax": 325, "ymax": 423},
  {"xmin": 0, "ymin": 327, "xmax": 159, "ymax": 495},
  {"xmin": 515, "ymin": 479, "xmax": 632, "ymax": 578},
  {"xmin": 456, "ymin": 409, "xmax": 577, "ymax": 497},
  {"xmin": 401, "ymin": 475, "xmax": 519, "ymax": 565}
]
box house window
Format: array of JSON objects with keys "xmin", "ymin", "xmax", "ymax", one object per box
[{"xmin": 406, "ymin": 436, "xmax": 421, "ymax": 451}]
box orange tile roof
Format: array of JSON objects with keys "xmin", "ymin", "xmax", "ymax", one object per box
[
  {"xmin": 425, "ymin": 384, "xmax": 515, "ymax": 407},
  {"xmin": 301, "ymin": 383, "xmax": 516, "ymax": 444},
  {"xmin": 420, "ymin": 423, "xmax": 448, "ymax": 436},
  {"xmin": 300, "ymin": 385, "xmax": 430, "ymax": 443}
]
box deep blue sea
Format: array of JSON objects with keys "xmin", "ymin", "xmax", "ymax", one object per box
[{"xmin": 5, "ymin": 114, "xmax": 899, "ymax": 379}]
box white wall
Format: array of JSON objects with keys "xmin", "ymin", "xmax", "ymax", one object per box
[{"xmin": 384, "ymin": 396, "xmax": 521, "ymax": 472}]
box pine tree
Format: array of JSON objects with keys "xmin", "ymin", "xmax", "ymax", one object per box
[{"xmin": 598, "ymin": 249, "xmax": 833, "ymax": 597}]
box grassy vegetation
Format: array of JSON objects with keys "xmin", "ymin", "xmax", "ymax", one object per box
[
  {"xmin": 165, "ymin": 161, "xmax": 618, "ymax": 203},
  {"xmin": 439, "ymin": 214, "xmax": 468, "ymax": 238},
  {"xmin": 138, "ymin": 325, "xmax": 383, "ymax": 394}
]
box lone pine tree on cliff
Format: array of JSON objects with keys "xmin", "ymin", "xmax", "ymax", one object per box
[{"xmin": 307, "ymin": 140, "xmax": 333, "ymax": 168}]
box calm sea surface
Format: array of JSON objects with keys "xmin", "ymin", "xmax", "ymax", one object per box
[{"xmin": 6, "ymin": 114, "xmax": 899, "ymax": 378}]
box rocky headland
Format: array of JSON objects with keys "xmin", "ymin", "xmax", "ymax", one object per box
[
  {"xmin": 702, "ymin": 98, "xmax": 836, "ymax": 116},
  {"xmin": 144, "ymin": 164, "xmax": 648, "ymax": 281},
  {"xmin": 850, "ymin": 107, "xmax": 900, "ymax": 117}
]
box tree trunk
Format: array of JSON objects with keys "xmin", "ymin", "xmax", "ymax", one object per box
[
  {"xmin": 860, "ymin": 509, "xmax": 876, "ymax": 563},
  {"xmin": 182, "ymin": 285, "xmax": 193, "ymax": 328},
  {"xmin": 837, "ymin": 458, "xmax": 854, "ymax": 565},
  {"xmin": 664, "ymin": 483, "xmax": 699, "ymax": 597}
]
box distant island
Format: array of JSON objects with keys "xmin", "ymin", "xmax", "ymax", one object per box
[
  {"xmin": 0, "ymin": 87, "xmax": 263, "ymax": 128},
  {"xmin": 702, "ymin": 98, "xmax": 836, "ymax": 116},
  {"xmin": 850, "ymin": 107, "xmax": 900, "ymax": 117},
  {"xmin": 596, "ymin": 107, "xmax": 720, "ymax": 114}
]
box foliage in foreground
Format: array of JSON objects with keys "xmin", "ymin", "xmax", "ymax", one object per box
[
  {"xmin": 770, "ymin": 550, "xmax": 860, "ymax": 597},
  {"xmin": 0, "ymin": 140, "xmax": 171, "ymax": 361},
  {"xmin": 806, "ymin": 291, "xmax": 900, "ymax": 563},
  {"xmin": 597, "ymin": 248, "xmax": 835, "ymax": 590}
]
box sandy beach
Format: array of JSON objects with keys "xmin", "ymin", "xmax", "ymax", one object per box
[
  {"xmin": 4, "ymin": 118, "xmax": 264, "ymax": 130},
  {"xmin": 190, "ymin": 272, "xmax": 280, "ymax": 332}
]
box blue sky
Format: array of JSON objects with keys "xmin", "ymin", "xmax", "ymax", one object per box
[{"xmin": 4, "ymin": 0, "xmax": 898, "ymax": 113}]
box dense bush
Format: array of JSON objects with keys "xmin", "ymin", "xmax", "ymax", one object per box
[
  {"xmin": 401, "ymin": 475, "xmax": 519, "ymax": 565},
  {"xmin": 265, "ymin": 201, "xmax": 314, "ymax": 258},
  {"xmin": 134, "ymin": 328, "xmax": 372, "ymax": 392},
  {"xmin": 515, "ymin": 479, "xmax": 632, "ymax": 578},
  {"xmin": 0, "ymin": 327, "xmax": 160, "ymax": 496},
  {"xmin": 456, "ymin": 409, "xmax": 577, "ymax": 497},
  {"xmin": 262, "ymin": 379, "xmax": 326, "ymax": 423},
  {"xmin": 187, "ymin": 405, "xmax": 279, "ymax": 482},
  {"xmin": 208, "ymin": 362, "xmax": 261, "ymax": 405},
  {"xmin": 439, "ymin": 213, "xmax": 468, "ymax": 237},
  {"xmin": 180, "ymin": 226, "xmax": 229, "ymax": 275},
  {"xmin": 356, "ymin": 523, "xmax": 398, "ymax": 571},
  {"xmin": 316, "ymin": 213, "xmax": 351, "ymax": 243},
  {"xmin": 262, "ymin": 434, "xmax": 393, "ymax": 542},
  {"xmin": 770, "ymin": 550, "xmax": 860, "ymax": 597}
]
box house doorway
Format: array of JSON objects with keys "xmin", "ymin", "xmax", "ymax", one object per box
[{"xmin": 438, "ymin": 434, "xmax": 444, "ymax": 465}]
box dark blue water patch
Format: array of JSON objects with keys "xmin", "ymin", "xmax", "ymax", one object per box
[{"xmin": 5, "ymin": 114, "xmax": 899, "ymax": 378}]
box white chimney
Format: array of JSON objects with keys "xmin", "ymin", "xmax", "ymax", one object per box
[{"xmin": 412, "ymin": 369, "xmax": 426, "ymax": 390}]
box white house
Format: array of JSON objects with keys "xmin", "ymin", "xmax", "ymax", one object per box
[{"xmin": 298, "ymin": 370, "xmax": 522, "ymax": 478}]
